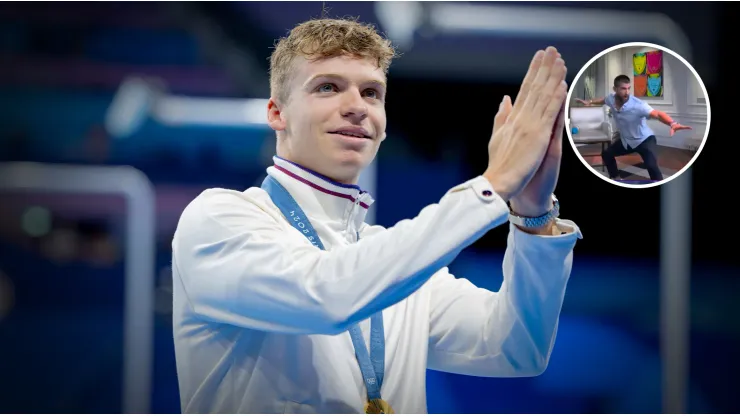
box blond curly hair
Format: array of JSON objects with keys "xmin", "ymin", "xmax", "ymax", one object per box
[{"xmin": 269, "ymin": 17, "xmax": 398, "ymax": 103}]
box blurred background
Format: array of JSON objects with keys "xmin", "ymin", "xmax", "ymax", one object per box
[{"xmin": 0, "ymin": 1, "xmax": 734, "ymax": 414}]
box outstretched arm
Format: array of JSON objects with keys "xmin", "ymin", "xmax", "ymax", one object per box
[
  {"xmin": 575, "ymin": 97, "xmax": 605, "ymax": 106},
  {"xmin": 649, "ymin": 109, "xmax": 692, "ymax": 137}
]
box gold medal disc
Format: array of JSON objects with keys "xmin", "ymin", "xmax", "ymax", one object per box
[{"xmin": 365, "ymin": 398, "xmax": 394, "ymax": 414}]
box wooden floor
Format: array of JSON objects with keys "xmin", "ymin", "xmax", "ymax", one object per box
[{"xmin": 577, "ymin": 143, "xmax": 695, "ymax": 181}]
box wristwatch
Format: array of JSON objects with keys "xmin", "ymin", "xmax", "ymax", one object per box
[{"xmin": 508, "ymin": 195, "xmax": 560, "ymax": 228}]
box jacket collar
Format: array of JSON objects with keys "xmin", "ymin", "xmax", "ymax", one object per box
[{"xmin": 266, "ymin": 156, "xmax": 375, "ymax": 230}]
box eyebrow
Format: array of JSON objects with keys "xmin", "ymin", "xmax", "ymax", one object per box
[{"xmin": 304, "ymin": 73, "xmax": 387, "ymax": 90}]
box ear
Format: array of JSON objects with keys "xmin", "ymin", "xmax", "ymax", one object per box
[{"xmin": 267, "ymin": 98, "xmax": 287, "ymax": 132}]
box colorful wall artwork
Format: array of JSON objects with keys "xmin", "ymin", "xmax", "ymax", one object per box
[
  {"xmin": 634, "ymin": 74, "xmax": 647, "ymax": 97},
  {"xmin": 633, "ymin": 50, "xmax": 663, "ymax": 97}
]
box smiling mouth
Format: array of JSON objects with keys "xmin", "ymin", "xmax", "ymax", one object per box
[{"xmin": 330, "ymin": 131, "xmax": 371, "ymax": 139}]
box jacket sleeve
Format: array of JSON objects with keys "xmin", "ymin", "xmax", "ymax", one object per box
[
  {"xmin": 426, "ymin": 220, "xmax": 581, "ymax": 377},
  {"xmin": 173, "ymin": 176, "xmax": 510, "ymax": 335}
]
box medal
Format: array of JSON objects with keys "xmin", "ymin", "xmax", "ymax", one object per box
[{"xmin": 365, "ymin": 398, "xmax": 394, "ymax": 414}]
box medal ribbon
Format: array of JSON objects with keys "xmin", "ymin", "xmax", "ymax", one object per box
[{"xmin": 261, "ymin": 175, "xmax": 387, "ymax": 403}]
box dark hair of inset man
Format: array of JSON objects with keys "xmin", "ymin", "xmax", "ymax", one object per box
[{"xmin": 614, "ymin": 74, "xmax": 631, "ymax": 87}]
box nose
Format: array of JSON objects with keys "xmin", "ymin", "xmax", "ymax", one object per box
[{"xmin": 340, "ymin": 89, "xmax": 368, "ymax": 123}]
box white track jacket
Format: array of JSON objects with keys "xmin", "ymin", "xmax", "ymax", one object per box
[{"xmin": 172, "ymin": 156, "xmax": 582, "ymax": 413}]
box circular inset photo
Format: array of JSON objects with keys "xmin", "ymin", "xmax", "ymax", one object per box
[{"xmin": 565, "ymin": 42, "xmax": 710, "ymax": 188}]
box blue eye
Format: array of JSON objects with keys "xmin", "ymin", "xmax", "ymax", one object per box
[
  {"xmin": 364, "ymin": 89, "xmax": 378, "ymax": 99},
  {"xmin": 318, "ymin": 84, "xmax": 336, "ymax": 93}
]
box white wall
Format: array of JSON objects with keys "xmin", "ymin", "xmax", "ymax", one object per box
[{"xmin": 593, "ymin": 47, "xmax": 707, "ymax": 149}]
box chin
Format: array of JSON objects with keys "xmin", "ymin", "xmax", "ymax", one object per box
[{"xmin": 330, "ymin": 150, "xmax": 373, "ymax": 181}]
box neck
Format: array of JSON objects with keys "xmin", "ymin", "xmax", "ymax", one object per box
[{"xmin": 274, "ymin": 155, "xmax": 359, "ymax": 186}]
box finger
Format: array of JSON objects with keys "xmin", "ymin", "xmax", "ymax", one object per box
[
  {"xmin": 511, "ymin": 50, "xmax": 545, "ymax": 116},
  {"xmin": 546, "ymin": 114, "xmax": 564, "ymax": 158},
  {"xmin": 532, "ymin": 47, "xmax": 560, "ymax": 92},
  {"xmin": 540, "ymin": 79, "xmax": 569, "ymax": 128},
  {"xmin": 533, "ymin": 57, "xmax": 567, "ymax": 118},
  {"xmin": 538, "ymin": 103, "xmax": 565, "ymax": 174},
  {"xmin": 520, "ymin": 47, "xmax": 561, "ymax": 118},
  {"xmin": 558, "ymin": 54, "xmax": 566, "ymax": 79},
  {"xmin": 550, "ymin": 101, "xmax": 566, "ymax": 142},
  {"xmin": 492, "ymin": 95, "xmax": 513, "ymax": 135},
  {"xmin": 510, "ymin": 51, "xmax": 544, "ymax": 118}
]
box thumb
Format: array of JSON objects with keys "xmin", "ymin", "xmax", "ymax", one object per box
[{"xmin": 493, "ymin": 95, "xmax": 513, "ymax": 134}]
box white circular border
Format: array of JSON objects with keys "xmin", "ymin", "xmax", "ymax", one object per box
[{"xmin": 565, "ymin": 42, "xmax": 711, "ymax": 189}]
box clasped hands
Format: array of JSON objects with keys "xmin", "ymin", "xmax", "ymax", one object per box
[{"xmin": 483, "ymin": 47, "xmax": 567, "ymax": 230}]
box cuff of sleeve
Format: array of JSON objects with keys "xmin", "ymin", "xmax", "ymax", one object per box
[
  {"xmin": 510, "ymin": 218, "xmax": 583, "ymax": 247},
  {"xmin": 448, "ymin": 175, "xmax": 510, "ymax": 225}
]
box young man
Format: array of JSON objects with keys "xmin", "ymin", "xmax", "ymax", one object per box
[
  {"xmin": 172, "ymin": 18, "xmax": 581, "ymax": 414},
  {"xmin": 576, "ymin": 74, "xmax": 691, "ymax": 181}
]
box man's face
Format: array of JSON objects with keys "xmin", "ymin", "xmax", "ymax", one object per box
[
  {"xmin": 268, "ymin": 55, "xmax": 387, "ymax": 184},
  {"xmin": 614, "ymin": 82, "xmax": 631, "ymax": 101}
]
